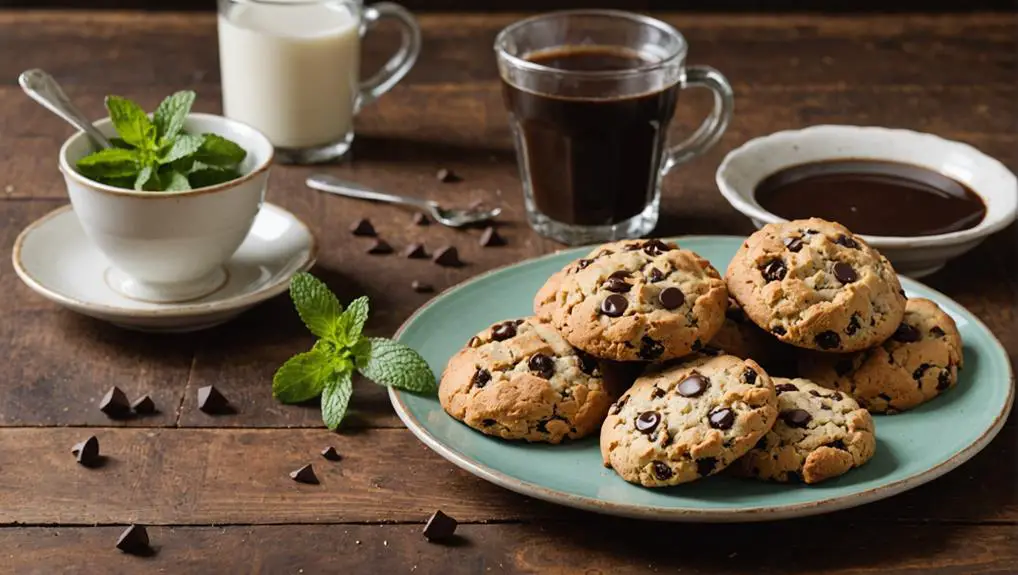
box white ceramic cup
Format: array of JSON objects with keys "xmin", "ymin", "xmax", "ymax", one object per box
[{"xmin": 59, "ymin": 113, "xmax": 274, "ymax": 303}]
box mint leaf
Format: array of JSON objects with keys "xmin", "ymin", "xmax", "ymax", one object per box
[
  {"xmin": 289, "ymin": 272, "xmax": 343, "ymax": 340},
  {"xmin": 163, "ymin": 170, "xmax": 191, "ymax": 191},
  {"xmin": 335, "ymin": 296, "xmax": 369, "ymax": 344},
  {"xmin": 134, "ymin": 165, "xmax": 155, "ymax": 191},
  {"xmin": 356, "ymin": 338, "xmax": 436, "ymax": 393},
  {"xmin": 321, "ymin": 369, "xmax": 353, "ymax": 430},
  {"xmin": 195, "ymin": 133, "xmax": 247, "ymax": 167},
  {"xmin": 188, "ymin": 166, "xmax": 240, "ymax": 189},
  {"xmin": 159, "ymin": 134, "xmax": 205, "ymax": 165},
  {"xmin": 153, "ymin": 90, "xmax": 195, "ymax": 141},
  {"xmin": 272, "ymin": 347, "xmax": 336, "ymax": 403},
  {"xmin": 105, "ymin": 95, "xmax": 156, "ymax": 149},
  {"xmin": 76, "ymin": 148, "xmax": 140, "ymax": 179}
]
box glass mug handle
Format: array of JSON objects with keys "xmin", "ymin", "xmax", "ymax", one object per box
[
  {"xmin": 661, "ymin": 66, "xmax": 735, "ymax": 175},
  {"xmin": 356, "ymin": 2, "xmax": 422, "ymax": 112}
]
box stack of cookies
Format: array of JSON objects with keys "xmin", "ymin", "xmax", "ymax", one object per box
[{"xmin": 438, "ymin": 218, "xmax": 963, "ymax": 487}]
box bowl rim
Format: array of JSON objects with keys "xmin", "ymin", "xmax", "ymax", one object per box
[
  {"xmin": 58, "ymin": 112, "xmax": 274, "ymax": 199},
  {"xmin": 715, "ymin": 124, "xmax": 1018, "ymax": 248}
]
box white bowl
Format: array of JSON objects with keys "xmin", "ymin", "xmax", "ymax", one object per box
[
  {"xmin": 716, "ymin": 125, "xmax": 1017, "ymax": 278},
  {"xmin": 59, "ymin": 113, "xmax": 274, "ymax": 302}
]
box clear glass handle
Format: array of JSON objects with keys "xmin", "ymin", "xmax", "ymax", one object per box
[
  {"xmin": 661, "ymin": 65, "xmax": 734, "ymax": 174},
  {"xmin": 356, "ymin": 2, "xmax": 421, "ymax": 112}
]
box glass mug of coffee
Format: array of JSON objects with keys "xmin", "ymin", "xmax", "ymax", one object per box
[
  {"xmin": 218, "ymin": 0, "xmax": 421, "ymax": 164},
  {"xmin": 496, "ymin": 10, "xmax": 734, "ymax": 244}
]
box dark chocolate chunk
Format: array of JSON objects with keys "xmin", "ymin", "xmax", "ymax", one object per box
[
  {"xmin": 651, "ymin": 387, "xmax": 665, "ymax": 399},
  {"xmin": 367, "ymin": 239, "xmax": 393, "ymax": 255},
  {"xmin": 772, "ymin": 326, "xmax": 787, "ymax": 336},
  {"xmin": 742, "ymin": 368, "xmax": 758, "ymax": 385},
  {"xmin": 827, "ymin": 439, "xmax": 847, "ymax": 451},
  {"xmin": 479, "ymin": 226, "xmax": 506, "ymax": 247},
  {"xmin": 833, "ymin": 262, "xmax": 857, "ymax": 284},
  {"xmin": 678, "ymin": 373, "xmax": 708, "ymax": 397},
  {"xmin": 804, "ymin": 228, "xmax": 819, "ymax": 235},
  {"xmin": 115, "ymin": 525, "xmax": 150, "ymax": 556},
  {"xmin": 289, "ymin": 464, "xmax": 318, "ymax": 484},
  {"xmin": 761, "ymin": 260, "xmax": 787, "ymax": 282},
  {"xmin": 472, "ymin": 368, "xmax": 491, "ymax": 388},
  {"xmin": 528, "ymin": 353, "xmax": 555, "ymax": 379},
  {"xmin": 642, "ymin": 239, "xmax": 672, "ymax": 256},
  {"xmin": 658, "ymin": 287, "xmax": 685, "ymax": 309},
  {"xmin": 893, "ymin": 323, "xmax": 921, "ymax": 343},
  {"xmin": 651, "ymin": 461, "xmax": 673, "ymax": 480},
  {"xmin": 708, "ymin": 408, "xmax": 735, "ymax": 430},
  {"xmin": 603, "ymin": 277, "xmax": 631, "ymax": 293},
  {"xmin": 937, "ymin": 370, "xmax": 952, "ymax": 391},
  {"xmin": 646, "ymin": 267, "xmax": 665, "ymax": 283},
  {"xmin": 350, "ymin": 218, "xmax": 376, "ymax": 236},
  {"xmin": 600, "ymin": 294, "xmax": 628, "ymax": 317},
  {"xmin": 423, "ymin": 510, "xmax": 458, "ymax": 542},
  {"xmin": 696, "ymin": 457, "xmax": 718, "ymax": 476},
  {"xmin": 491, "ymin": 321, "xmax": 517, "ymax": 341},
  {"xmin": 831, "ymin": 392, "xmax": 844, "ymax": 401},
  {"xmin": 432, "ymin": 246, "xmax": 462, "ymax": 267},
  {"xmin": 576, "ymin": 258, "xmax": 594, "ymax": 271},
  {"xmin": 130, "ymin": 395, "xmax": 156, "ymax": 415},
  {"xmin": 929, "ymin": 326, "xmax": 946, "ymax": 337},
  {"xmin": 639, "ymin": 336, "xmax": 664, "ymax": 360},
  {"xmin": 99, "ymin": 386, "xmax": 131, "ymax": 419},
  {"xmin": 321, "ymin": 446, "xmax": 342, "ymax": 461},
  {"xmin": 436, "ymin": 168, "xmax": 461, "ymax": 183},
  {"xmin": 815, "ymin": 331, "xmax": 841, "ymax": 350},
  {"xmin": 846, "ymin": 314, "xmax": 861, "ymax": 335},
  {"xmin": 403, "ymin": 243, "xmax": 428, "ymax": 259},
  {"xmin": 635, "ymin": 411, "xmax": 660, "ymax": 434},
  {"xmin": 482, "ymin": 419, "xmax": 496, "ymax": 426},
  {"xmin": 781, "ymin": 409, "xmax": 812, "ymax": 428},
  {"xmin": 72, "ymin": 435, "xmax": 101, "ymax": 467},
  {"xmin": 411, "ymin": 280, "xmax": 434, "ymax": 293},
  {"xmin": 197, "ymin": 385, "xmax": 229, "ymax": 414},
  {"xmin": 774, "ymin": 383, "xmax": 799, "ymax": 393},
  {"xmin": 608, "ymin": 270, "xmax": 631, "ymax": 280},
  {"xmin": 412, "ymin": 212, "xmax": 430, "ymax": 226},
  {"xmin": 575, "ymin": 351, "xmax": 598, "ymax": 375},
  {"xmin": 835, "ymin": 234, "xmax": 859, "ymax": 249},
  {"xmin": 913, "ymin": 363, "xmax": 931, "ymax": 381},
  {"xmin": 809, "ymin": 390, "xmax": 821, "ymax": 397},
  {"xmin": 467, "ymin": 336, "xmax": 482, "ymax": 348},
  {"xmin": 835, "ymin": 359, "xmax": 854, "ymax": 376},
  {"xmin": 783, "ymin": 236, "xmax": 804, "ymax": 252}
]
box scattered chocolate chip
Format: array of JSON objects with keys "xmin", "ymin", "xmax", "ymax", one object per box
[
  {"xmin": 115, "ymin": 525, "xmax": 151, "ymax": 556},
  {"xmin": 643, "ymin": 239, "xmax": 671, "ymax": 256},
  {"xmin": 436, "ymin": 168, "xmax": 461, "ymax": 183},
  {"xmin": 472, "ymin": 368, "xmax": 491, "ymax": 388},
  {"xmin": 652, "ymin": 461, "xmax": 673, "ymax": 480},
  {"xmin": 350, "ymin": 218, "xmax": 376, "ymax": 236},
  {"xmin": 878, "ymin": 393, "xmax": 893, "ymax": 402},
  {"xmin": 827, "ymin": 439, "xmax": 847, "ymax": 451},
  {"xmin": 423, "ymin": 510, "xmax": 459, "ymax": 542},
  {"xmin": 528, "ymin": 353, "xmax": 555, "ymax": 378},
  {"xmin": 482, "ymin": 419, "xmax": 496, "ymax": 426},
  {"xmin": 892, "ymin": 323, "xmax": 921, "ymax": 343},
  {"xmin": 197, "ymin": 385, "xmax": 229, "ymax": 414},
  {"xmin": 783, "ymin": 236, "xmax": 804, "ymax": 252},
  {"xmin": 833, "ymin": 262, "xmax": 857, "ymax": 283},
  {"xmin": 809, "ymin": 390, "xmax": 821, "ymax": 397},
  {"xmin": 742, "ymin": 368, "xmax": 758, "ymax": 385},
  {"xmin": 608, "ymin": 270, "xmax": 630, "ymax": 280},
  {"xmin": 432, "ymin": 246, "xmax": 462, "ymax": 267},
  {"xmin": 831, "ymin": 392, "xmax": 844, "ymax": 401},
  {"xmin": 646, "ymin": 267, "xmax": 665, "ymax": 283},
  {"xmin": 491, "ymin": 321, "xmax": 517, "ymax": 341},
  {"xmin": 696, "ymin": 457, "xmax": 718, "ymax": 476},
  {"xmin": 658, "ymin": 287, "xmax": 685, "ymax": 309},
  {"xmin": 600, "ymin": 294, "xmax": 628, "ymax": 317},
  {"xmin": 651, "ymin": 387, "xmax": 665, "ymax": 399},
  {"xmin": 761, "ymin": 260, "xmax": 787, "ymax": 282},
  {"xmin": 321, "ymin": 446, "xmax": 342, "ymax": 461},
  {"xmin": 937, "ymin": 371, "xmax": 952, "ymax": 391},
  {"xmin": 289, "ymin": 464, "xmax": 318, "ymax": 484},
  {"xmin": 835, "ymin": 234, "xmax": 859, "ymax": 249},
  {"xmin": 835, "ymin": 359, "xmax": 854, "ymax": 376},
  {"xmin": 99, "ymin": 386, "xmax": 130, "ymax": 419},
  {"xmin": 130, "ymin": 395, "xmax": 156, "ymax": 415},
  {"xmin": 708, "ymin": 408, "xmax": 735, "ymax": 430},
  {"xmin": 774, "ymin": 383, "xmax": 798, "ymax": 393},
  {"xmin": 412, "ymin": 212, "xmax": 430, "ymax": 226},
  {"xmin": 639, "ymin": 336, "xmax": 664, "ymax": 360},
  {"xmin": 678, "ymin": 373, "xmax": 708, "ymax": 397},
  {"xmin": 913, "ymin": 363, "xmax": 931, "ymax": 381},
  {"xmin": 603, "ymin": 277, "xmax": 631, "ymax": 293},
  {"xmin": 929, "ymin": 326, "xmax": 946, "ymax": 338},
  {"xmin": 635, "ymin": 411, "xmax": 661, "ymax": 434},
  {"xmin": 467, "ymin": 336, "xmax": 483, "ymax": 348},
  {"xmin": 411, "ymin": 280, "xmax": 434, "ymax": 293},
  {"xmin": 72, "ymin": 435, "xmax": 101, "ymax": 467},
  {"xmin": 403, "ymin": 243, "xmax": 428, "ymax": 259},
  {"xmin": 815, "ymin": 331, "xmax": 841, "ymax": 350},
  {"xmin": 846, "ymin": 314, "xmax": 861, "ymax": 336},
  {"xmin": 367, "ymin": 239, "xmax": 393, "ymax": 255},
  {"xmin": 576, "ymin": 258, "xmax": 594, "ymax": 271},
  {"xmin": 575, "ymin": 351, "xmax": 598, "ymax": 375},
  {"xmin": 781, "ymin": 409, "xmax": 812, "ymax": 428},
  {"xmin": 478, "ymin": 226, "xmax": 506, "ymax": 247}
]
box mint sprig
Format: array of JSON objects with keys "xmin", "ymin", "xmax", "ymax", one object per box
[
  {"xmin": 75, "ymin": 90, "xmax": 247, "ymax": 192},
  {"xmin": 272, "ymin": 272, "xmax": 437, "ymax": 430}
]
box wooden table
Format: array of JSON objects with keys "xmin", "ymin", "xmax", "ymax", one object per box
[{"xmin": 1, "ymin": 10, "xmax": 1015, "ymax": 574}]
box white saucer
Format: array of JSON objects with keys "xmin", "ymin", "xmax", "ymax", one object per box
[{"xmin": 12, "ymin": 203, "xmax": 317, "ymax": 332}]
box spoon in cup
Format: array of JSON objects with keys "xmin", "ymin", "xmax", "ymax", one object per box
[{"xmin": 19, "ymin": 68, "xmax": 112, "ymax": 150}]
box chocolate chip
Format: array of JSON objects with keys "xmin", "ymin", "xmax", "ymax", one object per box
[
  {"xmin": 742, "ymin": 368, "xmax": 758, "ymax": 385},
  {"xmin": 99, "ymin": 386, "xmax": 130, "ymax": 419},
  {"xmin": 367, "ymin": 239, "xmax": 393, "ymax": 255},
  {"xmin": 652, "ymin": 461, "xmax": 673, "ymax": 480},
  {"xmin": 775, "ymin": 383, "xmax": 798, "ymax": 393},
  {"xmin": 658, "ymin": 287, "xmax": 685, "ymax": 309},
  {"xmin": 130, "ymin": 395, "xmax": 156, "ymax": 415},
  {"xmin": 831, "ymin": 392, "xmax": 844, "ymax": 401},
  {"xmin": 930, "ymin": 326, "xmax": 946, "ymax": 337},
  {"xmin": 608, "ymin": 270, "xmax": 631, "ymax": 280},
  {"xmin": 528, "ymin": 353, "xmax": 555, "ymax": 378},
  {"xmin": 289, "ymin": 464, "xmax": 318, "ymax": 484},
  {"xmin": 708, "ymin": 408, "xmax": 735, "ymax": 430},
  {"xmin": 635, "ymin": 411, "xmax": 661, "ymax": 434},
  {"xmin": 639, "ymin": 336, "xmax": 664, "ymax": 360},
  {"xmin": 432, "ymin": 246, "xmax": 462, "ymax": 267},
  {"xmin": 467, "ymin": 336, "xmax": 482, "ymax": 347},
  {"xmin": 321, "ymin": 446, "xmax": 341, "ymax": 461},
  {"xmin": 423, "ymin": 510, "xmax": 458, "ymax": 542},
  {"xmin": 913, "ymin": 363, "xmax": 931, "ymax": 380},
  {"xmin": 646, "ymin": 267, "xmax": 665, "ymax": 283},
  {"xmin": 833, "ymin": 262, "xmax": 857, "ymax": 283},
  {"xmin": 937, "ymin": 371, "xmax": 952, "ymax": 391},
  {"xmin": 835, "ymin": 234, "xmax": 859, "ymax": 249},
  {"xmin": 892, "ymin": 323, "xmax": 921, "ymax": 343},
  {"xmin": 678, "ymin": 374, "xmax": 708, "ymax": 397},
  {"xmin": 412, "ymin": 212, "xmax": 430, "ymax": 226},
  {"xmin": 472, "ymin": 368, "xmax": 490, "ymax": 388},
  {"xmin": 197, "ymin": 385, "xmax": 229, "ymax": 414},
  {"xmin": 600, "ymin": 294, "xmax": 628, "ymax": 317},
  {"xmin": 350, "ymin": 218, "xmax": 375, "ymax": 236},
  {"xmin": 772, "ymin": 326, "xmax": 787, "ymax": 336},
  {"xmin": 846, "ymin": 314, "xmax": 861, "ymax": 335},
  {"xmin": 878, "ymin": 393, "xmax": 893, "ymax": 402},
  {"xmin": 403, "ymin": 243, "xmax": 428, "ymax": 259},
  {"xmin": 624, "ymin": 242, "xmax": 642, "ymax": 251},
  {"xmin": 72, "ymin": 435, "xmax": 101, "ymax": 467},
  {"xmin": 827, "ymin": 439, "xmax": 847, "ymax": 451},
  {"xmin": 576, "ymin": 258, "xmax": 594, "ymax": 270},
  {"xmin": 411, "ymin": 280, "xmax": 434, "ymax": 293},
  {"xmin": 761, "ymin": 260, "xmax": 787, "ymax": 282},
  {"xmin": 835, "ymin": 359, "xmax": 854, "ymax": 376},
  {"xmin": 696, "ymin": 457, "xmax": 718, "ymax": 476},
  {"xmin": 781, "ymin": 409, "xmax": 812, "ymax": 428},
  {"xmin": 479, "ymin": 227, "xmax": 506, "ymax": 247},
  {"xmin": 815, "ymin": 331, "xmax": 841, "ymax": 350},
  {"xmin": 491, "ymin": 321, "xmax": 517, "ymax": 341},
  {"xmin": 603, "ymin": 277, "xmax": 631, "ymax": 293},
  {"xmin": 651, "ymin": 387, "xmax": 665, "ymax": 399},
  {"xmin": 115, "ymin": 525, "xmax": 151, "ymax": 556},
  {"xmin": 482, "ymin": 419, "xmax": 496, "ymax": 426},
  {"xmin": 643, "ymin": 239, "xmax": 671, "ymax": 256},
  {"xmin": 809, "ymin": 390, "xmax": 821, "ymax": 397},
  {"xmin": 804, "ymin": 228, "xmax": 819, "ymax": 235},
  {"xmin": 576, "ymin": 351, "xmax": 598, "ymax": 375},
  {"xmin": 783, "ymin": 237, "xmax": 803, "ymax": 252},
  {"xmin": 436, "ymin": 168, "xmax": 461, "ymax": 183}
]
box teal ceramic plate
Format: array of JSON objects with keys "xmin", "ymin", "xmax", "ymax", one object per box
[{"xmin": 389, "ymin": 236, "xmax": 1013, "ymax": 521}]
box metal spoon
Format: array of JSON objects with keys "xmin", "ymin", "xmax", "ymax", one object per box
[
  {"xmin": 306, "ymin": 174, "xmax": 501, "ymax": 228},
  {"xmin": 19, "ymin": 68, "xmax": 112, "ymax": 149}
]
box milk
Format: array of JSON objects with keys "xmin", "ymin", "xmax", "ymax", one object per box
[{"xmin": 218, "ymin": 1, "xmax": 361, "ymax": 149}]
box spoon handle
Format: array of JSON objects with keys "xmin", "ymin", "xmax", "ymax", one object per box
[
  {"xmin": 19, "ymin": 69, "xmax": 112, "ymax": 149},
  {"xmin": 306, "ymin": 174, "xmax": 436, "ymax": 212}
]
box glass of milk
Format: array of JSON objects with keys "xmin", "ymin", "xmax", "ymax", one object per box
[{"xmin": 218, "ymin": 0, "xmax": 421, "ymax": 164}]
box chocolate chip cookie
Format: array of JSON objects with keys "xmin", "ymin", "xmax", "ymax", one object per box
[
  {"xmin": 798, "ymin": 297, "xmax": 963, "ymax": 414},
  {"xmin": 550, "ymin": 239, "xmax": 728, "ymax": 362},
  {"xmin": 439, "ymin": 316, "xmax": 613, "ymax": 443},
  {"xmin": 730, "ymin": 377, "xmax": 876, "ymax": 484},
  {"xmin": 726, "ymin": 218, "xmax": 906, "ymax": 352},
  {"xmin": 600, "ymin": 354, "xmax": 778, "ymax": 487}
]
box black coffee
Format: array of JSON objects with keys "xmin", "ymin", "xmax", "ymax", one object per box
[{"xmin": 501, "ymin": 45, "xmax": 680, "ymax": 226}]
